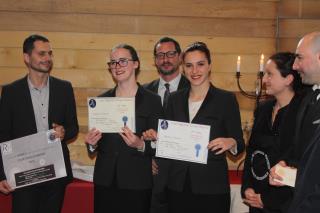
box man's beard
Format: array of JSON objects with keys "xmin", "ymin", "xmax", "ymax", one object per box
[
  {"xmin": 157, "ymin": 62, "xmax": 177, "ymax": 76},
  {"xmin": 158, "ymin": 68, "xmax": 176, "ymax": 76},
  {"xmin": 30, "ymin": 62, "xmax": 53, "ymax": 73}
]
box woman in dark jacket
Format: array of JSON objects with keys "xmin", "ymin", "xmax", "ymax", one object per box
[
  {"xmin": 85, "ymin": 44, "xmax": 163, "ymax": 213},
  {"xmin": 149, "ymin": 42, "xmax": 245, "ymax": 213},
  {"xmin": 241, "ymin": 52, "xmax": 304, "ymax": 213}
]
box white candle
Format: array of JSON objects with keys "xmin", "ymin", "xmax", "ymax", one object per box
[
  {"xmin": 236, "ymin": 56, "xmax": 241, "ymax": 73},
  {"xmin": 259, "ymin": 54, "xmax": 264, "ymax": 71}
]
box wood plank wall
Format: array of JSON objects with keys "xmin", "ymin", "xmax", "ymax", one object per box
[
  {"xmin": 0, "ymin": 0, "xmax": 304, "ymax": 169},
  {"xmin": 278, "ymin": 0, "xmax": 320, "ymax": 52}
]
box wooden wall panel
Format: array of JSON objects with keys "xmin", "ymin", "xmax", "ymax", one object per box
[
  {"xmin": 278, "ymin": 38, "xmax": 300, "ymax": 52},
  {"xmin": 278, "ymin": 0, "xmax": 320, "ymax": 18},
  {"xmin": 0, "ymin": 12, "xmax": 275, "ymax": 37},
  {"xmin": 277, "ymin": 0, "xmax": 320, "ymax": 53},
  {"xmin": 300, "ymin": 0, "xmax": 320, "ymax": 18},
  {"xmin": 0, "ymin": 0, "xmax": 278, "ymax": 19},
  {"xmin": 0, "ymin": 67, "xmax": 260, "ymax": 91},
  {"xmin": 278, "ymin": 0, "xmax": 300, "ymax": 18},
  {"xmin": 0, "ymin": 32, "xmax": 276, "ymax": 54},
  {"xmin": 279, "ymin": 19, "xmax": 320, "ymax": 38},
  {"xmin": 0, "ymin": 47, "xmax": 271, "ymax": 74}
]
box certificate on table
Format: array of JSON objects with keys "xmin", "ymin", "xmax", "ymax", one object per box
[
  {"xmin": 0, "ymin": 130, "xmax": 66, "ymax": 189},
  {"xmin": 156, "ymin": 119, "xmax": 210, "ymax": 164},
  {"xmin": 88, "ymin": 97, "xmax": 136, "ymax": 133}
]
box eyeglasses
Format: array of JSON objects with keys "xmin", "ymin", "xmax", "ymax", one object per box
[
  {"xmin": 155, "ymin": 51, "xmax": 177, "ymax": 60},
  {"xmin": 107, "ymin": 58, "xmax": 134, "ymax": 68}
]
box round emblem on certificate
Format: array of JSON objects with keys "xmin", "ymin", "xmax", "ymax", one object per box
[
  {"xmin": 122, "ymin": 116, "xmax": 128, "ymax": 123},
  {"xmin": 160, "ymin": 120, "xmax": 168, "ymax": 130},
  {"xmin": 89, "ymin": 99, "xmax": 96, "ymax": 108},
  {"xmin": 39, "ymin": 158, "xmax": 46, "ymax": 166},
  {"xmin": 49, "ymin": 133, "xmax": 56, "ymax": 141}
]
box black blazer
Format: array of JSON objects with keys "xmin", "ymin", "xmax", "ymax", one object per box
[
  {"xmin": 92, "ymin": 85, "xmax": 163, "ymax": 190},
  {"xmin": 162, "ymin": 84, "xmax": 245, "ymax": 194},
  {"xmin": 288, "ymin": 124, "xmax": 320, "ymax": 213},
  {"xmin": 241, "ymin": 95, "xmax": 302, "ymax": 211},
  {"xmin": 143, "ymin": 74, "xmax": 190, "ymax": 94},
  {"xmin": 285, "ymin": 88, "xmax": 320, "ymax": 167},
  {"xmin": 0, "ymin": 76, "xmax": 79, "ymax": 182}
]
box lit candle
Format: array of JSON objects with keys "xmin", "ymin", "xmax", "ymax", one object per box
[
  {"xmin": 259, "ymin": 54, "xmax": 264, "ymax": 71},
  {"xmin": 236, "ymin": 56, "xmax": 241, "ymax": 73}
]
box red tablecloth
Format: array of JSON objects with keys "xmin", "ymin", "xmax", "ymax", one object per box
[
  {"xmin": 0, "ymin": 171, "xmax": 242, "ymax": 213},
  {"xmin": 0, "ymin": 179, "xmax": 93, "ymax": 213}
]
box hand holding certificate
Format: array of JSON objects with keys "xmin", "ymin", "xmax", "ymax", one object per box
[
  {"xmin": 0, "ymin": 130, "xmax": 66, "ymax": 189},
  {"xmin": 274, "ymin": 164, "xmax": 297, "ymax": 187},
  {"xmin": 88, "ymin": 97, "xmax": 136, "ymax": 133},
  {"xmin": 156, "ymin": 119, "xmax": 210, "ymax": 164}
]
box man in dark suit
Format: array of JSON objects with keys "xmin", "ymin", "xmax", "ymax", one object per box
[
  {"xmin": 269, "ymin": 32, "xmax": 320, "ymax": 213},
  {"xmin": 144, "ymin": 37, "xmax": 189, "ymax": 213},
  {"xmin": 0, "ymin": 34, "xmax": 79, "ymax": 213},
  {"xmin": 144, "ymin": 37, "xmax": 190, "ymax": 107}
]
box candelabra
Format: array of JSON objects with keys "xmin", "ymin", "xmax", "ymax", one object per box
[{"xmin": 236, "ymin": 71, "xmax": 266, "ymax": 106}]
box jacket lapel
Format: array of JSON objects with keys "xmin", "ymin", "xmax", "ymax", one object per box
[
  {"xmin": 190, "ymin": 85, "xmax": 213, "ymax": 123},
  {"xmin": 48, "ymin": 76, "xmax": 54, "ymax": 129},
  {"xmin": 294, "ymin": 89, "xmax": 314, "ymax": 145},
  {"xmin": 177, "ymin": 75, "xmax": 189, "ymax": 90},
  {"xmin": 22, "ymin": 76, "xmax": 38, "ymax": 132}
]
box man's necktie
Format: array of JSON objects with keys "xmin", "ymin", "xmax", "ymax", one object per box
[
  {"xmin": 310, "ymin": 89, "xmax": 320, "ymax": 105},
  {"xmin": 163, "ymin": 83, "xmax": 170, "ymax": 109}
]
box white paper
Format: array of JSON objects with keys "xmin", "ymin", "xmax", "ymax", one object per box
[
  {"xmin": 0, "ymin": 130, "xmax": 66, "ymax": 189},
  {"xmin": 88, "ymin": 97, "xmax": 135, "ymax": 133},
  {"xmin": 274, "ymin": 164, "xmax": 297, "ymax": 187},
  {"xmin": 156, "ymin": 119, "xmax": 210, "ymax": 164}
]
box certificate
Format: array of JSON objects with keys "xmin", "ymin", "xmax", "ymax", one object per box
[
  {"xmin": 274, "ymin": 164, "xmax": 297, "ymax": 187},
  {"xmin": 88, "ymin": 97, "xmax": 136, "ymax": 133},
  {"xmin": 0, "ymin": 130, "xmax": 66, "ymax": 189},
  {"xmin": 156, "ymin": 119, "xmax": 210, "ymax": 164}
]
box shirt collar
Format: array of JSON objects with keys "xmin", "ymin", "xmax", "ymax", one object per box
[
  {"xmin": 27, "ymin": 76, "xmax": 50, "ymax": 91},
  {"xmin": 312, "ymin": 84, "xmax": 320, "ymax": 91},
  {"xmin": 159, "ymin": 73, "xmax": 182, "ymax": 90}
]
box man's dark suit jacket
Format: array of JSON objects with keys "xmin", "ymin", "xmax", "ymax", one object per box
[
  {"xmin": 162, "ymin": 84, "xmax": 245, "ymax": 194},
  {"xmin": 288, "ymin": 127, "xmax": 320, "ymax": 212},
  {"xmin": 0, "ymin": 75, "xmax": 79, "ymax": 182},
  {"xmin": 287, "ymin": 93, "xmax": 320, "ymax": 213},
  {"xmin": 282, "ymin": 88, "xmax": 319, "ymax": 167},
  {"xmin": 143, "ymin": 74, "xmax": 190, "ymax": 193},
  {"xmin": 143, "ymin": 74, "xmax": 190, "ymax": 93},
  {"xmin": 92, "ymin": 85, "xmax": 163, "ymax": 190}
]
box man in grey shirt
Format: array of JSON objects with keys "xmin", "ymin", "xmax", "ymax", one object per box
[{"xmin": 0, "ymin": 34, "xmax": 79, "ymax": 213}]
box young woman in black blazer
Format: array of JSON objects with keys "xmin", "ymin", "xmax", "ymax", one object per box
[
  {"xmin": 241, "ymin": 52, "xmax": 304, "ymax": 213},
  {"xmin": 147, "ymin": 42, "xmax": 245, "ymax": 213},
  {"xmin": 85, "ymin": 44, "xmax": 163, "ymax": 213}
]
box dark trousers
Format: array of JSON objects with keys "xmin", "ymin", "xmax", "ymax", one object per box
[
  {"xmin": 249, "ymin": 207, "xmax": 265, "ymax": 213},
  {"xmin": 167, "ymin": 189, "xmax": 230, "ymax": 213},
  {"xmin": 167, "ymin": 171, "xmax": 230, "ymax": 213},
  {"xmin": 150, "ymin": 189, "xmax": 168, "ymax": 213},
  {"xmin": 94, "ymin": 184, "xmax": 151, "ymax": 213},
  {"xmin": 12, "ymin": 180, "xmax": 67, "ymax": 213}
]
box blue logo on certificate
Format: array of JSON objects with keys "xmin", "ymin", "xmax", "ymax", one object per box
[
  {"xmin": 89, "ymin": 99, "xmax": 96, "ymax": 108},
  {"xmin": 160, "ymin": 120, "xmax": 168, "ymax": 130},
  {"xmin": 122, "ymin": 116, "xmax": 128, "ymax": 127},
  {"xmin": 195, "ymin": 144, "xmax": 201, "ymax": 157},
  {"xmin": 49, "ymin": 133, "xmax": 56, "ymax": 141}
]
